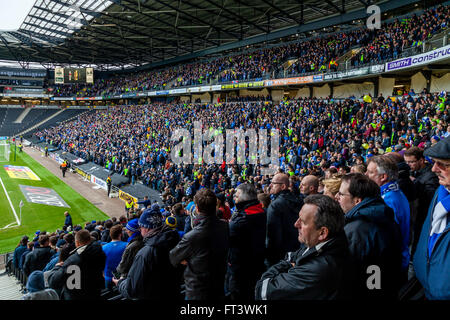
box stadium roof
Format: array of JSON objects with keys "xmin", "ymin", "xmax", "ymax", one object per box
[{"xmin": 0, "ymin": 0, "xmax": 423, "ymax": 70}]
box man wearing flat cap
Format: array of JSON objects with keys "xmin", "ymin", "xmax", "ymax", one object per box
[{"xmin": 413, "ymin": 136, "xmax": 450, "ymax": 299}]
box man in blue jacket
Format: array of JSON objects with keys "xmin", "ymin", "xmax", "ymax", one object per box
[
  {"xmin": 64, "ymin": 211, "xmax": 73, "ymax": 230},
  {"xmin": 366, "ymin": 156, "xmax": 410, "ymax": 281},
  {"xmin": 413, "ymin": 136, "xmax": 450, "ymax": 299}
]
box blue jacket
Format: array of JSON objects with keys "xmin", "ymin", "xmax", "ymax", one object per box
[
  {"xmin": 64, "ymin": 214, "xmax": 72, "ymax": 227},
  {"xmin": 13, "ymin": 245, "xmax": 28, "ymax": 269},
  {"xmin": 413, "ymin": 188, "xmax": 450, "ymax": 300},
  {"xmin": 102, "ymin": 241, "xmax": 127, "ymax": 281},
  {"xmin": 381, "ymin": 182, "xmax": 411, "ymax": 270}
]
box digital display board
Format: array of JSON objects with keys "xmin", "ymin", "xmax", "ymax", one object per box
[{"xmin": 54, "ymin": 67, "xmax": 94, "ymax": 84}]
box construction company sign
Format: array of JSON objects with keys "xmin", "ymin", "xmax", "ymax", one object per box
[
  {"xmin": 19, "ymin": 185, "xmax": 70, "ymax": 208},
  {"xmin": 4, "ymin": 165, "xmax": 40, "ymax": 181},
  {"xmin": 385, "ymin": 44, "xmax": 450, "ymax": 72}
]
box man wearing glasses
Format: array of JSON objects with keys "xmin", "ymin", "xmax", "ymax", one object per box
[
  {"xmin": 404, "ymin": 147, "xmax": 439, "ymax": 255},
  {"xmin": 335, "ymin": 173, "xmax": 402, "ymax": 299},
  {"xmin": 266, "ymin": 173, "xmax": 304, "ymax": 267},
  {"xmin": 413, "ymin": 137, "xmax": 450, "ymax": 300}
]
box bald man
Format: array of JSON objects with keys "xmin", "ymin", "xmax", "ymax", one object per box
[
  {"xmin": 266, "ymin": 173, "xmax": 304, "ymax": 267},
  {"xmin": 300, "ymin": 175, "xmax": 319, "ymax": 196}
]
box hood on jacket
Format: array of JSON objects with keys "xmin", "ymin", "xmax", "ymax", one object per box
[
  {"xmin": 144, "ymin": 225, "xmax": 180, "ymax": 249},
  {"xmin": 77, "ymin": 241, "xmax": 104, "ymax": 259},
  {"xmin": 345, "ymin": 196, "xmax": 396, "ymax": 226},
  {"xmin": 235, "ymin": 199, "xmax": 264, "ymax": 215}
]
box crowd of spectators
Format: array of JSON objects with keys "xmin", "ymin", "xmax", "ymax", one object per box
[
  {"xmin": 50, "ymin": 5, "xmax": 449, "ymax": 98},
  {"xmin": 4, "ymin": 87, "xmax": 443, "ymax": 300}
]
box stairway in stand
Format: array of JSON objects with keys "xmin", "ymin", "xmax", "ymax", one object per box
[{"xmin": 0, "ymin": 271, "xmax": 23, "ymax": 300}]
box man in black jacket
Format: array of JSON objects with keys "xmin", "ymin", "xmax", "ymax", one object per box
[
  {"xmin": 335, "ymin": 173, "xmax": 403, "ymax": 299},
  {"xmin": 404, "ymin": 147, "xmax": 440, "ymax": 254},
  {"xmin": 255, "ymin": 194, "xmax": 350, "ymax": 300},
  {"xmin": 266, "ymin": 173, "xmax": 304, "ymax": 267},
  {"xmin": 114, "ymin": 206, "xmax": 181, "ymax": 300},
  {"xmin": 47, "ymin": 230, "xmax": 106, "ymax": 300},
  {"xmin": 227, "ymin": 183, "xmax": 266, "ymax": 300},
  {"xmin": 101, "ymin": 220, "xmax": 113, "ymax": 243},
  {"xmin": 23, "ymin": 235, "xmax": 54, "ymax": 277},
  {"xmin": 169, "ymin": 189, "xmax": 229, "ymax": 300}
]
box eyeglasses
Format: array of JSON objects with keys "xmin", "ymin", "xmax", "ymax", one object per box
[
  {"xmin": 336, "ymin": 191, "xmax": 352, "ymax": 197},
  {"xmin": 433, "ymin": 160, "xmax": 450, "ymax": 170}
]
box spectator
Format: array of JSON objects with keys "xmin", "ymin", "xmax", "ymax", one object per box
[
  {"xmin": 350, "ymin": 164, "xmax": 367, "ymax": 174},
  {"xmin": 114, "ymin": 205, "xmax": 181, "ymax": 300},
  {"xmin": 102, "ymin": 224, "xmax": 127, "ymax": 289},
  {"xmin": 413, "ymin": 137, "xmax": 450, "ymax": 299},
  {"xmin": 255, "ymin": 194, "xmax": 350, "ymax": 300},
  {"xmin": 322, "ymin": 176, "xmax": 342, "ymax": 199},
  {"xmin": 101, "ymin": 220, "xmax": 113, "ymax": 243},
  {"xmin": 64, "ymin": 211, "xmax": 72, "ymax": 229},
  {"xmin": 23, "ymin": 235, "xmax": 54, "ymax": 277},
  {"xmin": 43, "ymin": 238, "xmax": 67, "ymax": 272},
  {"xmin": 335, "ymin": 173, "xmax": 403, "ymax": 299},
  {"xmin": 266, "ymin": 173, "xmax": 304, "ymax": 267},
  {"xmin": 227, "ymin": 183, "xmax": 266, "ymax": 300},
  {"xmin": 216, "ymin": 193, "xmax": 231, "ymax": 221},
  {"xmin": 116, "ymin": 218, "xmax": 144, "ymax": 278},
  {"xmin": 300, "ymin": 175, "xmax": 319, "ymax": 196},
  {"xmin": 47, "ymin": 230, "xmax": 106, "ymax": 300},
  {"xmin": 13, "ymin": 236, "xmax": 28, "ymax": 269},
  {"xmin": 366, "ymin": 156, "xmax": 411, "ymax": 276},
  {"xmin": 172, "ymin": 203, "xmax": 187, "ymax": 233},
  {"xmin": 22, "ymin": 271, "xmax": 59, "ymax": 300},
  {"xmin": 19, "ymin": 241, "xmax": 34, "ymax": 271},
  {"xmin": 257, "ymin": 192, "xmax": 271, "ymax": 210},
  {"xmin": 404, "ymin": 146, "xmax": 440, "ymax": 254},
  {"xmin": 169, "ymin": 189, "xmax": 229, "ymax": 300}
]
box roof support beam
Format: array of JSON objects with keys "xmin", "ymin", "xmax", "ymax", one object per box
[
  {"xmin": 151, "ymin": 0, "xmax": 240, "ymax": 41},
  {"xmin": 198, "ymin": 0, "xmax": 268, "ymax": 34},
  {"xmin": 258, "ymin": 0, "xmax": 304, "ymax": 24}
]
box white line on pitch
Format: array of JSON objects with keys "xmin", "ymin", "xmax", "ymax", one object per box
[{"xmin": 0, "ymin": 176, "xmax": 20, "ymax": 226}]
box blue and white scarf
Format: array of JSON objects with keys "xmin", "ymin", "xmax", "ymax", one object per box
[
  {"xmin": 380, "ymin": 181, "xmax": 399, "ymax": 197},
  {"xmin": 428, "ymin": 185, "xmax": 450, "ymax": 257}
]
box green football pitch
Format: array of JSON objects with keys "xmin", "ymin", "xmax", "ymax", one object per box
[{"xmin": 0, "ymin": 144, "xmax": 109, "ymax": 254}]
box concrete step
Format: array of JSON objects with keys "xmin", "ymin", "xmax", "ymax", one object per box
[{"xmin": 0, "ymin": 272, "xmax": 23, "ymax": 300}]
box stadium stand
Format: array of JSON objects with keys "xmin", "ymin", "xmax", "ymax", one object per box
[
  {"xmin": 48, "ymin": 5, "xmax": 449, "ymax": 98},
  {"xmin": 1, "ymin": 1, "xmax": 450, "ymax": 303}
]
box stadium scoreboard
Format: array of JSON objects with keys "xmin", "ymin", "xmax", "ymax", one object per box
[{"xmin": 54, "ymin": 67, "xmax": 94, "ymax": 84}]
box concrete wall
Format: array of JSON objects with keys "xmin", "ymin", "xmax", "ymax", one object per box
[
  {"xmin": 295, "ymin": 87, "xmax": 310, "ymax": 98},
  {"xmin": 313, "ymin": 84, "xmax": 330, "ymax": 98},
  {"xmin": 239, "ymin": 88, "xmax": 270, "ymax": 97},
  {"xmin": 333, "ymin": 83, "xmax": 374, "ymax": 98},
  {"xmin": 271, "ymin": 90, "xmax": 284, "ymax": 102},
  {"xmin": 411, "ymin": 72, "xmax": 427, "ymax": 93},
  {"xmin": 431, "ymin": 73, "xmax": 450, "ymax": 93},
  {"xmin": 191, "ymin": 92, "xmax": 211, "ymax": 103},
  {"xmin": 379, "ymin": 77, "xmax": 395, "ymax": 97}
]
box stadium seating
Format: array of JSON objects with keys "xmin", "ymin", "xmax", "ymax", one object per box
[{"xmin": 50, "ymin": 5, "xmax": 449, "ymax": 98}]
